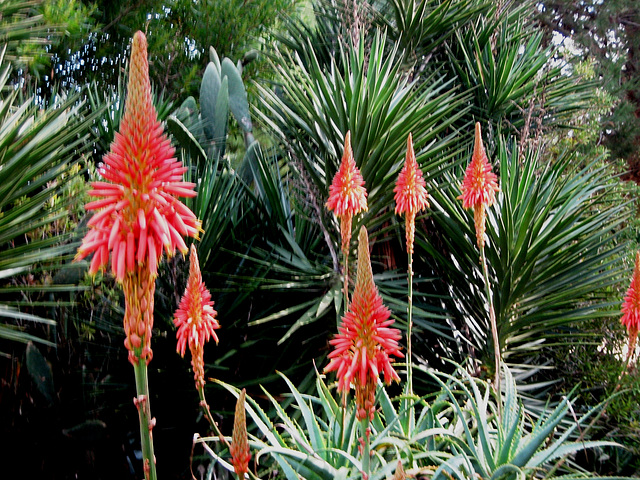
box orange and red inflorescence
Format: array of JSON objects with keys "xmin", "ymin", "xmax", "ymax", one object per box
[
  {"xmin": 326, "ymin": 131, "xmax": 368, "ymax": 256},
  {"xmin": 76, "ymin": 31, "xmax": 201, "ymax": 281},
  {"xmin": 325, "ymin": 226, "xmax": 403, "ymax": 421},
  {"xmin": 394, "ymin": 133, "xmax": 429, "ymax": 255},
  {"xmin": 174, "ymin": 245, "xmax": 220, "ymax": 389},
  {"xmin": 459, "ymin": 122, "xmax": 499, "ymax": 249},
  {"xmin": 75, "ymin": 31, "xmax": 201, "ymax": 364},
  {"xmin": 621, "ymin": 252, "xmax": 640, "ymax": 362}
]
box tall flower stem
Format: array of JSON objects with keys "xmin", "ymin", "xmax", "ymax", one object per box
[
  {"xmin": 480, "ymin": 245, "xmax": 501, "ymax": 417},
  {"xmin": 133, "ymin": 361, "xmax": 157, "ymax": 480},
  {"xmin": 359, "ymin": 418, "xmax": 371, "ymax": 480},
  {"xmin": 197, "ymin": 385, "xmax": 226, "ymax": 443},
  {"xmin": 343, "ymin": 241, "xmax": 350, "ymax": 313},
  {"xmin": 394, "ymin": 132, "xmax": 429, "ymax": 432},
  {"xmin": 406, "ymin": 250, "xmax": 416, "ymax": 431}
]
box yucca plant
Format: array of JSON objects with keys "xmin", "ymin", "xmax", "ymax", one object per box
[
  {"xmin": 418, "ymin": 137, "xmax": 629, "ymax": 383},
  {"xmin": 252, "ymin": 30, "xmax": 468, "ymax": 343},
  {"xmin": 443, "ymin": 0, "xmax": 594, "ymax": 132},
  {"xmin": 374, "ymin": 0, "xmax": 490, "ymax": 67}
]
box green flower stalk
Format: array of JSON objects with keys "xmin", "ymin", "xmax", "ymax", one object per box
[
  {"xmin": 75, "ymin": 31, "xmax": 201, "ymax": 479},
  {"xmin": 458, "ymin": 123, "xmax": 500, "ymax": 411},
  {"xmin": 393, "ymin": 132, "xmax": 429, "ymax": 406}
]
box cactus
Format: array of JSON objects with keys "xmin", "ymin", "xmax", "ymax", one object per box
[
  {"xmin": 198, "ymin": 46, "xmax": 253, "ymax": 151},
  {"xmin": 168, "ymin": 45, "xmax": 257, "ymax": 177}
]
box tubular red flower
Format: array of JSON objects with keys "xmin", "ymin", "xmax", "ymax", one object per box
[
  {"xmin": 325, "ymin": 226, "xmax": 402, "ymax": 421},
  {"xmin": 394, "ymin": 133, "xmax": 429, "ymax": 255},
  {"xmin": 230, "ymin": 389, "xmax": 251, "ymax": 477},
  {"xmin": 75, "ymin": 31, "xmax": 201, "ymax": 281},
  {"xmin": 458, "ymin": 123, "xmax": 499, "ymax": 248},
  {"xmin": 326, "ymin": 131, "xmax": 368, "ymax": 253},
  {"xmin": 174, "ymin": 245, "xmax": 220, "ymax": 388},
  {"xmin": 621, "ymin": 252, "xmax": 640, "ymax": 361}
]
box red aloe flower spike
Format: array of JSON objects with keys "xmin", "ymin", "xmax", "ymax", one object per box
[
  {"xmin": 229, "ymin": 389, "xmax": 251, "ymax": 477},
  {"xmin": 76, "ymin": 31, "xmax": 202, "ymax": 366},
  {"xmin": 621, "ymin": 251, "xmax": 640, "ymax": 364},
  {"xmin": 458, "ymin": 122, "xmax": 500, "ymax": 249},
  {"xmin": 326, "ymin": 131, "xmax": 368, "ymax": 307},
  {"xmin": 326, "ymin": 131, "xmax": 368, "ymax": 227},
  {"xmin": 325, "ymin": 226, "xmax": 402, "ymax": 421},
  {"xmin": 394, "ymin": 133, "xmax": 429, "ymax": 255},
  {"xmin": 174, "ymin": 245, "xmax": 220, "ymax": 389},
  {"xmin": 326, "ymin": 131, "xmax": 368, "ymax": 251},
  {"xmin": 76, "ymin": 31, "xmax": 201, "ymax": 281}
]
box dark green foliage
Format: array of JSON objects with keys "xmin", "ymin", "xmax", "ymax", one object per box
[
  {"xmin": 375, "ymin": 0, "xmax": 490, "ymax": 65},
  {"xmin": 443, "ymin": 0, "xmax": 595, "ymax": 134},
  {"xmin": 0, "ymin": 62, "xmax": 103, "ymax": 349},
  {"xmin": 46, "ymin": 0, "xmax": 299, "ymax": 98},
  {"xmin": 25, "ymin": 341, "xmax": 55, "ymax": 405},
  {"xmin": 538, "ymin": 0, "xmax": 640, "ymax": 170}
]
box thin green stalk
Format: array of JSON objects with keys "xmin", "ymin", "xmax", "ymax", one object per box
[
  {"xmin": 406, "ymin": 251, "xmax": 416, "ymax": 435},
  {"xmin": 407, "ymin": 252, "xmax": 414, "ymax": 397},
  {"xmin": 359, "ymin": 417, "xmax": 370, "ymax": 480},
  {"xmin": 133, "ymin": 360, "xmax": 157, "ymax": 480},
  {"xmin": 480, "ymin": 245, "xmax": 501, "ymax": 418},
  {"xmin": 198, "ymin": 384, "xmax": 227, "ymax": 445}
]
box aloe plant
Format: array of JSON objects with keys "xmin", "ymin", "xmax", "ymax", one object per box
[
  {"xmin": 195, "ymin": 362, "xmax": 620, "ymax": 480},
  {"xmin": 425, "ymin": 363, "xmax": 621, "ymax": 480}
]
